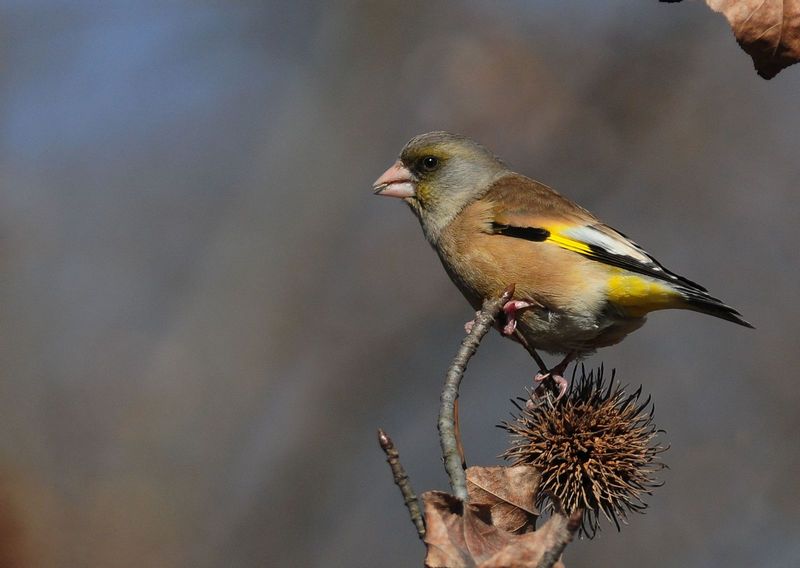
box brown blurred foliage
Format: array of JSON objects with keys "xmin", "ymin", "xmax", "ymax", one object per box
[{"xmin": 0, "ymin": 475, "xmax": 30, "ymax": 568}]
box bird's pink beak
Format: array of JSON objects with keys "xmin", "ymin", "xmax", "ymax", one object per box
[{"xmin": 372, "ymin": 160, "xmax": 416, "ymax": 198}]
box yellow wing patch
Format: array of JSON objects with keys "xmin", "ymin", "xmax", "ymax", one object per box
[
  {"xmin": 544, "ymin": 232, "xmax": 592, "ymax": 254},
  {"xmin": 606, "ymin": 272, "xmax": 682, "ymax": 316},
  {"xmin": 543, "ymin": 225, "xmax": 684, "ymax": 315}
]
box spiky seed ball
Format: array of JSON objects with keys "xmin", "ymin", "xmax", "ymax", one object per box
[{"xmin": 502, "ymin": 365, "xmax": 666, "ymax": 537}]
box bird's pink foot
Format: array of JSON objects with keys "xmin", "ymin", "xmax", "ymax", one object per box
[
  {"xmin": 501, "ymin": 300, "xmax": 533, "ymax": 335},
  {"xmin": 534, "ymin": 372, "xmax": 569, "ymax": 401},
  {"xmin": 532, "ymin": 352, "xmax": 575, "ymax": 401}
]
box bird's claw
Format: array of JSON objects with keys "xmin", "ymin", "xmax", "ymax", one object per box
[
  {"xmin": 533, "ymin": 372, "xmax": 569, "ymax": 401},
  {"xmin": 501, "ymin": 300, "xmax": 533, "ymax": 335}
]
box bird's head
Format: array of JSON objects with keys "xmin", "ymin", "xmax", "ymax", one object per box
[{"xmin": 373, "ymin": 131, "xmax": 507, "ymax": 243}]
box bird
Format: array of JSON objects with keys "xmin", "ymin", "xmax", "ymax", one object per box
[{"xmin": 373, "ymin": 131, "xmax": 752, "ymax": 397}]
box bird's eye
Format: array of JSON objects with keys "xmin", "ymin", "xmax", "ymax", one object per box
[{"xmin": 420, "ymin": 156, "xmax": 439, "ymax": 172}]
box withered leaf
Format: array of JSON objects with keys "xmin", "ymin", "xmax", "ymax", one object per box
[
  {"xmin": 422, "ymin": 490, "xmax": 574, "ymax": 568},
  {"xmin": 465, "ymin": 466, "xmax": 539, "ymax": 534},
  {"xmin": 666, "ymin": 0, "xmax": 800, "ymax": 79},
  {"xmin": 479, "ymin": 513, "xmax": 571, "ymax": 568},
  {"xmin": 422, "ymin": 492, "xmax": 475, "ymax": 568},
  {"xmin": 710, "ymin": 0, "xmax": 800, "ymax": 78}
]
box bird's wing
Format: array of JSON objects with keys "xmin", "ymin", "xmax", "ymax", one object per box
[
  {"xmin": 484, "ymin": 174, "xmax": 706, "ymax": 291},
  {"xmin": 482, "ymin": 174, "xmax": 752, "ymax": 327}
]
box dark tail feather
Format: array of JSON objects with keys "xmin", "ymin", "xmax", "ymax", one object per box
[{"xmin": 680, "ymin": 288, "xmax": 754, "ymax": 329}]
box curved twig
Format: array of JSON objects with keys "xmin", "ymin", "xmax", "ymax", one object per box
[
  {"xmin": 438, "ymin": 284, "xmax": 515, "ymax": 501},
  {"xmin": 378, "ymin": 429, "xmax": 426, "ymax": 539}
]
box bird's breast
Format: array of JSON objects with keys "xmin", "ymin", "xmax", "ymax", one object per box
[{"xmin": 436, "ymin": 208, "xmax": 604, "ymax": 311}]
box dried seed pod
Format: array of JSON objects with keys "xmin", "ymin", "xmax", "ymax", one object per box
[{"xmin": 502, "ymin": 365, "xmax": 667, "ymax": 537}]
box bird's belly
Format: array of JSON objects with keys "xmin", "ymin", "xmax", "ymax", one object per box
[{"xmin": 516, "ymin": 307, "xmax": 646, "ymax": 355}]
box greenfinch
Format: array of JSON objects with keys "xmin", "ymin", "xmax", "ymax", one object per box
[{"xmin": 373, "ymin": 131, "xmax": 752, "ymax": 394}]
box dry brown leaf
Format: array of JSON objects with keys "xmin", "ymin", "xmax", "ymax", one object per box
[
  {"xmin": 479, "ymin": 514, "xmax": 571, "ymax": 568},
  {"xmin": 422, "ymin": 490, "xmax": 574, "ymax": 568},
  {"xmin": 709, "ymin": 0, "xmax": 800, "ymax": 78},
  {"xmin": 422, "ymin": 492, "xmax": 476, "ymax": 568},
  {"xmin": 465, "ymin": 466, "xmax": 539, "ymax": 534},
  {"xmin": 666, "ymin": 0, "xmax": 800, "ymax": 78}
]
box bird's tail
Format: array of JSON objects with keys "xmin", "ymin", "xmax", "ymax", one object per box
[{"xmin": 677, "ymin": 286, "xmax": 754, "ymax": 328}]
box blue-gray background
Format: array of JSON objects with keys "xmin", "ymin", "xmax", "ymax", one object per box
[{"xmin": 2, "ymin": 1, "xmax": 798, "ymax": 566}]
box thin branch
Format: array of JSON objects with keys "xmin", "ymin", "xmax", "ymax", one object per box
[
  {"xmin": 512, "ymin": 328, "xmax": 548, "ymax": 373},
  {"xmin": 536, "ymin": 510, "xmax": 583, "ymax": 568},
  {"xmin": 377, "ymin": 429, "xmax": 426, "ymax": 540},
  {"xmin": 438, "ymin": 284, "xmax": 515, "ymax": 501}
]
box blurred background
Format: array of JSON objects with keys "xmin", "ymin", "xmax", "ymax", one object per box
[{"xmin": 2, "ymin": 1, "xmax": 799, "ymax": 566}]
